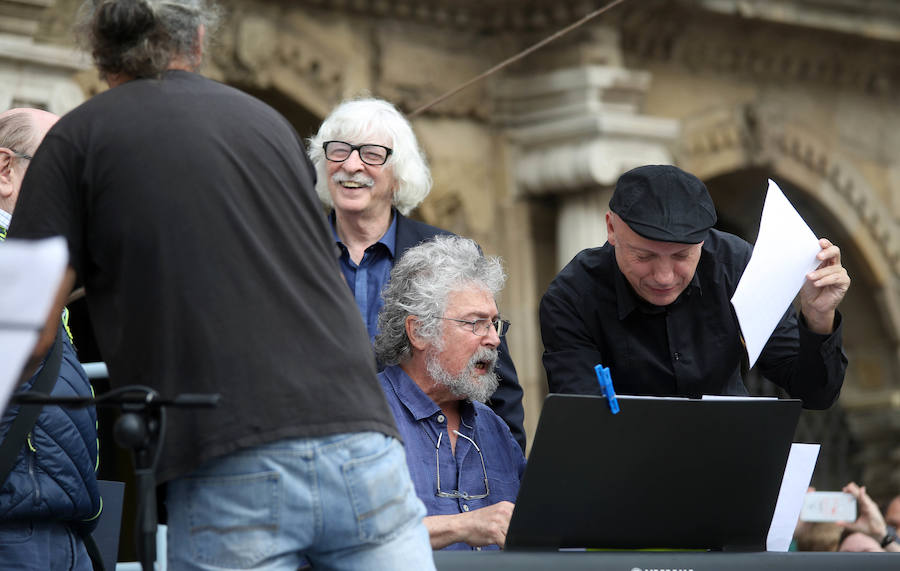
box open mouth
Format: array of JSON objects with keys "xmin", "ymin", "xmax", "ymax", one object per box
[
  {"xmin": 474, "ymin": 360, "xmax": 491, "ymax": 371},
  {"xmin": 340, "ymin": 181, "xmax": 370, "ymax": 189}
]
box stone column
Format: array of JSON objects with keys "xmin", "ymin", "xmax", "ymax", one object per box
[
  {"xmin": 556, "ymin": 188, "xmax": 612, "ymax": 271},
  {"xmin": 495, "ymin": 65, "xmax": 680, "ymax": 267},
  {"xmin": 493, "ymin": 63, "xmax": 679, "ymax": 446},
  {"xmin": 0, "ymin": 0, "xmax": 89, "ymax": 114}
]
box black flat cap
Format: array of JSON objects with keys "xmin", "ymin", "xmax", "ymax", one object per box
[{"xmin": 609, "ymin": 164, "xmax": 717, "ymax": 244}]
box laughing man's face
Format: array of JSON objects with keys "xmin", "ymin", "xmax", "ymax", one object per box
[{"xmin": 325, "ymin": 135, "xmax": 395, "ymax": 219}]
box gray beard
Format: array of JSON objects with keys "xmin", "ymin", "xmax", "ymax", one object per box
[{"xmin": 425, "ymin": 346, "xmax": 499, "ymax": 403}]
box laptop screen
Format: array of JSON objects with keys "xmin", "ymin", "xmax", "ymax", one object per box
[{"xmin": 506, "ymin": 394, "xmax": 801, "ymax": 552}]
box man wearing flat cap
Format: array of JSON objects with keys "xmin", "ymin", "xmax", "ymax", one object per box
[{"xmin": 540, "ymin": 164, "xmax": 850, "ymax": 407}]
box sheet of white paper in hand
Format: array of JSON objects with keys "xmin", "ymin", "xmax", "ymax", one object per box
[
  {"xmin": 767, "ymin": 443, "xmax": 820, "ymax": 552},
  {"xmin": 731, "ymin": 180, "xmax": 821, "ymax": 368},
  {"xmin": 0, "ymin": 237, "xmax": 69, "ymax": 416}
]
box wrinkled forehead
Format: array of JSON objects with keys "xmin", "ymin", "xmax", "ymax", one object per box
[{"xmin": 444, "ymin": 284, "xmax": 498, "ymax": 315}]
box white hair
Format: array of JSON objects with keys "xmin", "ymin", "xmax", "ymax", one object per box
[{"xmin": 308, "ymin": 98, "xmax": 432, "ymax": 215}]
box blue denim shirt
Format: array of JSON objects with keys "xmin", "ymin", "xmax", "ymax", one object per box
[
  {"xmin": 332, "ymin": 213, "xmax": 398, "ymax": 342},
  {"xmin": 378, "ymin": 365, "xmax": 526, "ymax": 550}
]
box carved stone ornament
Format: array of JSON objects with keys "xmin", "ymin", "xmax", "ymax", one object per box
[
  {"xmin": 620, "ymin": 1, "xmax": 900, "ymax": 99},
  {"xmin": 215, "ymin": 3, "xmax": 369, "ymax": 117},
  {"xmin": 681, "ymin": 103, "xmax": 900, "ymax": 281},
  {"xmin": 495, "ymin": 65, "xmax": 678, "ymax": 196}
]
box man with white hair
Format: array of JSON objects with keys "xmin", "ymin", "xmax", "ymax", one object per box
[
  {"xmin": 0, "ymin": 108, "xmax": 58, "ymax": 237},
  {"xmin": 374, "ymin": 235, "xmax": 526, "ymax": 550},
  {"xmin": 309, "ymin": 98, "xmax": 526, "ymax": 451}
]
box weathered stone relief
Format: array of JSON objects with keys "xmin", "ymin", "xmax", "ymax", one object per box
[
  {"xmin": 375, "ymin": 20, "xmax": 496, "ymax": 119},
  {"xmin": 0, "ymin": 0, "xmax": 88, "ymax": 114},
  {"xmin": 214, "ymin": 3, "xmax": 371, "ymax": 117},
  {"xmin": 621, "ymin": 2, "xmax": 900, "ymax": 99},
  {"xmin": 681, "ymin": 103, "xmax": 900, "ymax": 283},
  {"xmin": 497, "ymin": 65, "xmax": 678, "ymax": 198}
]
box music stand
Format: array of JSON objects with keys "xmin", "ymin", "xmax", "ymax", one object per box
[{"xmin": 506, "ymin": 394, "xmax": 801, "ymax": 552}]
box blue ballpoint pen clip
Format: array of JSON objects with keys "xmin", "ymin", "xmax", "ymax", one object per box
[{"xmin": 594, "ymin": 364, "xmax": 619, "ymax": 414}]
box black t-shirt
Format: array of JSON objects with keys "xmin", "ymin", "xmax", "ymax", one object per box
[{"xmin": 9, "ymin": 71, "xmax": 399, "ymax": 483}]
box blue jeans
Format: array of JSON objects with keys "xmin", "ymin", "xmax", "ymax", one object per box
[
  {"xmin": 166, "ymin": 432, "xmax": 435, "ymax": 570},
  {"xmin": 0, "ymin": 521, "xmax": 92, "ymax": 570}
]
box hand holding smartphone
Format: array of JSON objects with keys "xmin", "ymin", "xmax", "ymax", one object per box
[{"xmin": 800, "ymin": 491, "xmax": 857, "ymax": 522}]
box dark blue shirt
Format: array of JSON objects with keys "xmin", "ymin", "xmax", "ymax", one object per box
[
  {"xmin": 332, "ymin": 213, "xmax": 397, "ymax": 342},
  {"xmin": 378, "ymin": 365, "xmax": 526, "ymax": 551}
]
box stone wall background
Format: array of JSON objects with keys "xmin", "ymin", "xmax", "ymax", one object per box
[{"xmin": 11, "ymin": 0, "xmax": 900, "ymax": 507}]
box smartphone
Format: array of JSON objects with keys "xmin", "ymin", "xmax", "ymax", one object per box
[{"xmin": 800, "ymin": 491, "xmax": 857, "ymax": 522}]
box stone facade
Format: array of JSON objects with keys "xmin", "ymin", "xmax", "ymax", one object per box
[
  {"xmin": 0, "ymin": 0, "xmax": 87, "ymax": 113},
  {"xmin": 16, "ymin": 0, "xmax": 900, "ymax": 504}
]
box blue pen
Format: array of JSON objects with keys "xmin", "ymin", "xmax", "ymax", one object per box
[{"xmin": 594, "ymin": 364, "xmax": 620, "ymax": 414}]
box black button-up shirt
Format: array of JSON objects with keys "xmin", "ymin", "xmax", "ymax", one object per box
[{"xmin": 540, "ymin": 229, "xmax": 846, "ymax": 408}]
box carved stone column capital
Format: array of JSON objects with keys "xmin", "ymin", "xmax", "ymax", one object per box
[
  {"xmin": 511, "ymin": 134, "xmax": 676, "ymax": 197},
  {"xmin": 495, "ymin": 65, "xmax": 679, "ymax": 198},
  {"xmin": 494, "ymin": 64, "xmax": 678, "ymax": 264},
  {"xmin": 0, "ymin": 0, "xmax": 89, "ymax": 113}
]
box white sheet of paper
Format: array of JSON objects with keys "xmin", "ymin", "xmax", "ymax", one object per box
[
  {"xmin": 0, "ymin": 237, "xmax": 68, "ymax": 416},
  {"xmin": 766, "ymin": 443, "xmax": 820, "ymax": 552},
  {"xmin": 731, "ymin": 180, "xmax": 821, "ymax": 367}
]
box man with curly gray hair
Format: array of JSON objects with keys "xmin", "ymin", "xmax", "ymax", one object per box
[
  {"xmin": 373, "ymin": 235, "xmax": 526, "ymax": 551},
  {"xmin": 309, "ymin": 97, "xmax": 527, "ymax": 451}
]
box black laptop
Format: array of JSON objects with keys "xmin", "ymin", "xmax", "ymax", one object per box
[{"xmin": 505, "ymin": 394, "xmax": 802, "ymax": 552}]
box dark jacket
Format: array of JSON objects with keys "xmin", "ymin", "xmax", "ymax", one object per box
[
  {"xmin": 0, "ymin": 332, "xmax": 101, "ymax": 533},
  {"xmin": 394, "ymin": 213, "xmax": 527, "ymax": 451}
]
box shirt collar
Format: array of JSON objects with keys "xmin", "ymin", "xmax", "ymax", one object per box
[
  {"xmin": 329, "ymin": 209, "xmax": 398, "ymax": 258},
  {"xmin": 381, "ymin": 210, "xmax": 398, "ymax": 257},
  {"xmin": 381, "ymin": 364, "xmax": 476, "ymax": 424},
  {"xmin": 613, "ymin": 255, "xmax": 703, "ymax": 320}
]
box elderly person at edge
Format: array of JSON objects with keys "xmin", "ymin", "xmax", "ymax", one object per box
[
  {"xmin": 0, "ymin": 108, "xmax": 101, "ymax": 570},
  {"xmin": 307, "ymin": 98, "xmax": 526, "ymax": 451},
  {"xmin": 373, "ymin": 235, "xmax": 526, "ymax": 550},
  {"xmin": 8, "ymin": 1, "xmax": 434, "ymax": 569}
]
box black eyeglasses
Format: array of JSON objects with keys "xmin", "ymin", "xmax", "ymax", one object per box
[
  {"xmin": 435, "ymin": 430, "xmax": 490, "ymax": 500},
  {"xmin": 3, "ymin": 148, "xmax": 32, "ymax": 161},
  {"xmin": 323, "ymin": 141, "xmax": 393, "ymax": 166},
  {"xmin": 437, "ymin": 316, "xmax": 510, "ymax": 337}
]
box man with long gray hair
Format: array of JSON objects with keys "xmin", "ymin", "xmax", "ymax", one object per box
[
  {"xmin": 374, "ymin": 235, "xmax": 526, "ymax": 550},
  {"xmin": 8, "ymin": 1, "xmax": 433, "ymax": 568}
]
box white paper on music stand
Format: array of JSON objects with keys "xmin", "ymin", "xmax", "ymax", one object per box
[
  {"xmin": 0, "ymin": 237, "xmax": 68, "ymax": 416},
  {"xmin": 731, "ymin": 180, "xmax": 821, "ymax": 368},
  {"xmin": 767, "ymin": 443, "xmax": 820, "ymax": 552}
]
